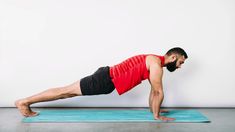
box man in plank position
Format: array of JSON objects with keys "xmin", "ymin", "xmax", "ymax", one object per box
[{"xmin": 15, "ymin": 47, "xmax": 188, "ymax": 121}]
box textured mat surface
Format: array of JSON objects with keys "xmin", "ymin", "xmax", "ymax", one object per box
[{"xmin": 22, "ymin": 109, "xmax": 210, "ymax": 123}]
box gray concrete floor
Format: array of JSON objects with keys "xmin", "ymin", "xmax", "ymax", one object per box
[{"xmin": 0, "ymin": 107, "xmax": 234, "ymax": 132}]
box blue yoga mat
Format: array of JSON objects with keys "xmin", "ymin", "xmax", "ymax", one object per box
[{"xmin": 22, "ymin": 109, "xmax": 210, "ymax": 123}]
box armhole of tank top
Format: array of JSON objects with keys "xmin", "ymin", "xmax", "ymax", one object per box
[
  {"xmin": 145, "ymin": 54, "xmax": 162, "ymax": 71},
  {"xmin": 145, "ymin": 55, "xmax": 150, "ymax": 72}
]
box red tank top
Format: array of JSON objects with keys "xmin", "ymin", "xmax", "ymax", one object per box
[{"xmin": 109, "ymin": 54, "xmax": 165, "ymax": 95}]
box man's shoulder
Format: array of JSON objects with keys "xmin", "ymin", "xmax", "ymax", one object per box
[
  {"xmin": 146, "ymin": 55, "xmax": 162, "ymax": 71},
  {"xmin": 146, "ymin": 55, "xmax": 162, "ymax": 64}
]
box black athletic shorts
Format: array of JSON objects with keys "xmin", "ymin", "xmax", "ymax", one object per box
[{"xmin": 80, "ymin": 66, "xmax": 115, "ymax": 95}]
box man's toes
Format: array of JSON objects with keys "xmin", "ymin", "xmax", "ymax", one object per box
[
  {"xmin": 29, "ymin": 112, "xmax": 39, "ymax": 117},
  {"xmin": 33, "ymin": 112, "xmax": 39, "ymax": 116}
]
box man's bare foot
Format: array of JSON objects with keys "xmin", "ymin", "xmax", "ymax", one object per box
[{"xmin": 15, "ymin": 99, "xmax": 39, "ymax": 117}]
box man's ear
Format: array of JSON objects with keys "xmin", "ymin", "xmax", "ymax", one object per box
[{"xmin": 170, "ymin": 54, "xmax": 177, "ymax": 62}]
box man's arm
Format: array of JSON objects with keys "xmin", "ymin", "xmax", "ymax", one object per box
[
  {"xmin": 149, "ymin": 59, "xmax": 175, "ymax": 121},
  {"xmin": 149, "ymin": 83, "xmax": 169, "ymax": 113},
  {"xmin": 148, "ymin": 85, "xmax": 153, "ymax": 112},
  {"xmin": 149, "ymin": 63, "xmax": 163, "ymax": 118}
]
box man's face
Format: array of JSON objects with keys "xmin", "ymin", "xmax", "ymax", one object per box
[{"xmin": 166, "ymin": 55, "xmax": 186, "ymax": 72}]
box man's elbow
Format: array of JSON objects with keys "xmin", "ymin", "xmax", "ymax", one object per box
[{"xmin": 152, "ymin": 89, "xmax": 163, "ymax": 96}]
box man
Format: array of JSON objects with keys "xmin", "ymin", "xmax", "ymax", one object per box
[{"xmin": 15, "ymin": 47, "xmax": 188, "ymax": 121}]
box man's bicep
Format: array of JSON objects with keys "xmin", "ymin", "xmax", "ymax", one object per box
[{"xmin": 149, "ymin": 63, "xmax": 163, "ymax": 91}]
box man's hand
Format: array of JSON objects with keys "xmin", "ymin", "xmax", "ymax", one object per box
[{"xmin": 154, "ymin": 115, "xmax": 175, "ymax": 121}]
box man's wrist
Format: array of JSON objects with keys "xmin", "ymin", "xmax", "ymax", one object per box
[
  {"xmin": 154, "ymin": 113, "xmax": 160, "ymax": 117},
  {"xmin": 154, "ymin": 115, "xmax": 160, "ymax": 119}
]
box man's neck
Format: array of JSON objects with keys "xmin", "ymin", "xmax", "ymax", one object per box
[{"xmin": 163, "ymin": 55, "xmax": 170, "ymax": 67}]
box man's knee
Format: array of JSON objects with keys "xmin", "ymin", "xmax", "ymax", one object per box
[{"xmin": 65, "ymin": 81, "xmax": 82, "ymax": 96}]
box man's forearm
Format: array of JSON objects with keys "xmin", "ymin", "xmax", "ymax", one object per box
[
  {"xmin": 151, "ymin": 91, "xmax": 164, "ymax": 117},
  {"xmin": 149, "ymin": 88, "xmax": 154, "ymax": 112}
]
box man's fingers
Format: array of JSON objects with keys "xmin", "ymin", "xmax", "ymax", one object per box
[
  {"xmin": 162, "ymin": 116, "xmax": 175, "ymax": 120},
  {"xmin": 161, "ymin": 117, "xmax": 169, "ymax": 122},
  {"xmin": 162, "ymin": 117, "xmax": 168, "ymax": 121},
  {"xmin": 165, "ymin": 117, "xmax": 175, "ymax": 121},
  {"xmin": 162, "ymin": 118, "xmax": 175, "ymax": 121},
  {"xmin": 155, "ymin": 116, "xmax": 175, "ymax": 121}
]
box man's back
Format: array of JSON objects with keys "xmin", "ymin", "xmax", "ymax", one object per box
[{"xmin": 110, "ymin": 54, "xmax": 165, "ymax": 95}]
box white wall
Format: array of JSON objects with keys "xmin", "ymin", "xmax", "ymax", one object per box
[{"xmin": 0, "ymin": 0, "xmax": 235, "ymax": 107}]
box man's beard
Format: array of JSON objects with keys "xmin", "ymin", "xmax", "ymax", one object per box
[{"xmin": 166, "ymin": 60, "xmax": 177, "ymax": 72}]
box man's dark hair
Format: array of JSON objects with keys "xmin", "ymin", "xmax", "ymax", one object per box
[{"xmin": 166, "ymin": 47, "xmax": 188, "ymax": 59}]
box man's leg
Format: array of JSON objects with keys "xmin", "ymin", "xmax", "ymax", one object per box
[{"xmin": 15, "ymin": 80, "xmax": 82, "ymax": 117}]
